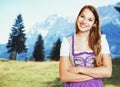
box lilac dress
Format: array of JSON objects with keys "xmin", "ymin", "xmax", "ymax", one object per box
[{"xmin": 64, "ymin": 35, "xmax": 104, "ymax": 87}]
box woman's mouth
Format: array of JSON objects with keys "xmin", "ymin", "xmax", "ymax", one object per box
[{"xmin": 80, "ymin": 23, "xmax": 87, "ymax": 28}]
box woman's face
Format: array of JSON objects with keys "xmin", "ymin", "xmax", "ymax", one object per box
[{"xmin": 77, "ymin": 8, "xmax": 95, "ymax": 33}]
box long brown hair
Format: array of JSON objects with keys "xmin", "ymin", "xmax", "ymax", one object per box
[{"xmin": 75, "ymin": 5, "xmax": 102, "ymax": 66}]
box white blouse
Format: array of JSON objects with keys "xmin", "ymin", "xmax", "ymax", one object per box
[{"xmin": 60, "ymin": 34, "xmax": 110, "ymax": 56}]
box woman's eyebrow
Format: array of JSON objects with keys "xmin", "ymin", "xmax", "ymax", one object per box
[{"xmin": 81, "ymin": 13, "xmax": 95, "ymax": 20}]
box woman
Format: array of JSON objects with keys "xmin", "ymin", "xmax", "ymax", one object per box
[{"xmin": 59, "ymin": 5, "xmax": 112, "ymax": 87}]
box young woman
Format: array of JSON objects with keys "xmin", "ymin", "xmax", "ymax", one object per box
[{"xmin": 59, "ymin": 5, "xmax": 112, "ymax": 87}]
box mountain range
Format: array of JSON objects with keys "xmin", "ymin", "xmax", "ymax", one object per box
[{"xmin": 0, "ymin": 2, "xmax": 120, "ymax": 60}]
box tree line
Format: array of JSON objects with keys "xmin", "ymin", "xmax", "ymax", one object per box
[{"xmin": 6, "ymin": 13, "xmax": 61, "ymax": 61}]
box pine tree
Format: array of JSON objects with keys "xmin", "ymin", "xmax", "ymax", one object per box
[
  {"xmin": 49, "ymin": 38, "xmax": 61, "ymax": 61},
  {"xmin": 6, "ymin": 14, "xmax": 27, "ymax": 60},
  {"xmin": 33, "ymin": 34, "xmax": 45, "ymax": 61},
  {"xmin": 114, "ymin": 6, "xmax": 120, "ymax": 12}
]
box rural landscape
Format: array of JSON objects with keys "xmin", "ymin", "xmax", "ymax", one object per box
[
  {"xmin": 0, "ymin": 58, "xmax": 120, "ymax": 87},
  {"xmin": 0, "ymin": 1, "xmax": 120, "ymax": 87}
]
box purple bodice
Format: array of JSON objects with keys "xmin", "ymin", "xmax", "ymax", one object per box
[
  {"xmin": 73, "ymin": 52, "xmax": 95, "ymax": 67},
  {"xmin": 64, "ymin": 35, "xmax": 104, "ymax": 87},
  {"xmin": 72, "ymin": 35, "xmax": 95, "ymax": 67}
]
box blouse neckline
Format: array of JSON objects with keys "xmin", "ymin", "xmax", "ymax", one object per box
[{"xmin": 72, "ymin": 35, "xmax": 95, "ymax": 56}]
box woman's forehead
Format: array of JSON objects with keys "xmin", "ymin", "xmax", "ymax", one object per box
[{"xmin": 80, "ymin": 8, "xmax": 95, "ymax": 19}]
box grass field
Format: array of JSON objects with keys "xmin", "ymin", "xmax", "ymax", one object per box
[{"xmin": 0, "ymin": 58, "xmax": 120, "ymax": 87}]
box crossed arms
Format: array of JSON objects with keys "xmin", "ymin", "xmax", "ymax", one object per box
[{"xmin": 59, "ymin": 54, "xmax": 112, "ymax": 82}]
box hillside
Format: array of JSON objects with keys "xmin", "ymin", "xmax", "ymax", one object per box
[{"xmin": 0, "ymin": 59, "xmax": 120, "ymax": 87}]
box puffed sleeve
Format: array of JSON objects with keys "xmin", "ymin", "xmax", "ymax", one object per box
[
  {"xmin": 60, "ymin": 37, "xmax": 70, "ymax": 56},
  {"xmin": 101, "ymin": 34, "xmax": 110, "ymax": 54}
]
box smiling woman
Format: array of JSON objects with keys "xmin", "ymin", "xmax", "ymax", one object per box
[
  {"xmin": 59, "ymin": 5, "xmax": 112, "ymax": 87},
  {"xmin": 76, "ymin": 8, "xmax": 95, "ymax": 33}
]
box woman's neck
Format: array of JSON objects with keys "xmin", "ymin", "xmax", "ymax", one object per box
[{"xmin": 76, "ymin": 32, "xmax": 89, "ymax": 40}]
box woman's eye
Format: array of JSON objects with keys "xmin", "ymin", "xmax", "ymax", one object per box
[
  {"xmin": 88, "ymin": 19, "xmax": 93, "ymax": 21},
  {"xmin": 80, "ymin": 15, "xmax": 84, "ymax": 18}
]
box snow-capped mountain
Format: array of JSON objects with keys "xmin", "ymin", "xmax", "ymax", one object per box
[
  {"xmin": 26, "ymin": 14, "xmax": 75, "ymax": 59},
  {"xmin": 0, "ymin": 44, "xmax": 9, "ymax": 59},
  {"xmin": 0, "ymin": 2, "xmax": 120, "ymax": 59},
  {"xmin": 97, "ymin": 4, "xmax": 120, "ymax": 26},
  {"xmin": 99, "ymin": 3, "xmax": 120, "ymax": 58}
]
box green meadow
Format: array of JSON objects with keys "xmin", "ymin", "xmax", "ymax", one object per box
[{"xmin": 0, "ymin": 58, "xmax": 120, "ymax": 87}]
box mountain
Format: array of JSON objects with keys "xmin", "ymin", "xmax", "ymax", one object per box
[
  {"xmin": 43, "ymin": 15, "xmax": 74, "ymax": 58},
  {"xmin": 26, "ymin": 14, "xmax": 75, "ymax": 59},
  {"xmin": 98, "ymin": 3, "xmax": 120, "ymax": 58},
  {"xmin": 97, "ymin": 4, "xmax": 120, "ymax": 26},
  {"xmin": 0, "ymin": 2, "xmax": 120, "ymax": 59},
  {"xmin": 101, "ymin": 22, "xmax": 120, "ymax": 57},
  {"xmin": 0, "ymin": 44, "xmax": 9, "ymax": 59}
]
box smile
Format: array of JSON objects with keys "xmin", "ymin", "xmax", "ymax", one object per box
[{"xmin": 80, "ymin": 23, "xmax": 87, "ymax": 28}]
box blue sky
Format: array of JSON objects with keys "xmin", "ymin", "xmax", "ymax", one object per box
[{"xmin": 0, "ymin": 0, "xmax": 120, "ymax": 43}]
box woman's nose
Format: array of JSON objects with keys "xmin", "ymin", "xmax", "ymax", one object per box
[{"xmin": 82, "ymin": 18, "xmax": 87, "ymax": 24}]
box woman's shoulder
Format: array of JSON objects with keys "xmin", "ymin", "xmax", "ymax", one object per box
[
  {"xmin": 67, "ymin": 35, "xmax": 73, "ymax": 40},
  {"xmin": 61, "ymin": 35, "xmax": 74, "ymax": 46},
  {"xmin": 101, "ymin": 34, "xmax": 106, "ymax": 38},
  {"xmin": 62, "ymin": 35, "xmax": 73, "ymax": 41}
]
